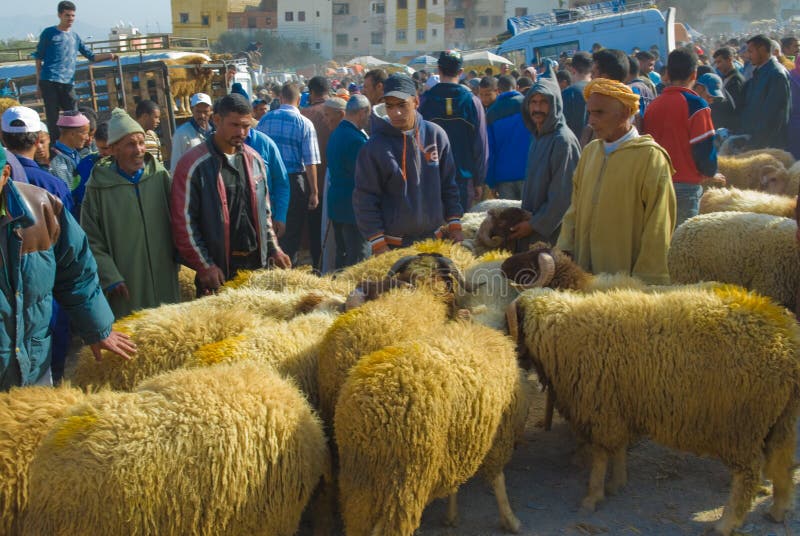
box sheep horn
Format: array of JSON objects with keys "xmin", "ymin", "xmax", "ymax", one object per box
[
  {"xmin": 434, "ymin": 255, "xmax": 481, "ymax": 293},
  {"xmin": 387, "ymin": 255, "xmax": 421, "ymax": 278},
  {"xmin": 532, "ymin": 252, "xmax": 556, "ymax": 287},
  {"xmin": 476, "ymin": 212, "xmax": 496, "ymax": 246}
]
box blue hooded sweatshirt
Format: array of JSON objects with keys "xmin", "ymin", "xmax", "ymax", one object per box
[
  {"xmin": 353, "ymin": 112, "xmax": 463, "ymax": 249},
  {"xmin": 486, "ymin": 90, "xmax": 530, "ymax": 186}
]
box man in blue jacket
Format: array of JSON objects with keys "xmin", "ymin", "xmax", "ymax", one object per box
[
  {"xmin": 0, "ymin": 148, "xmax": 135, "ymax": 390},
  {"xmin": 245, "ymin": 127, "xmax": 290, "ymax": 237},
  {"xmin": 740, "ymin": 34, "xmax": 791, "ymax": 150},
  {"xmin": 508, "ymin": 78, "xmax": 581, "ymax": 250},
  {"xmin": 354, "ymin": 74, "xmax": 464, "ymax": 255},
  {"xmin": 486, "ymin": 75, "xmax": 530, "ymax": 200},
  {"xmin": 419, "ymin": 50, "xmax": 488, "ymax": 210}
]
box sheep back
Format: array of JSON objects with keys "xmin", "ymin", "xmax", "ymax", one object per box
[
  {"xmin": 0, "ymin": 385, "xmax": 85, "ymax": 536},
  {"xmin": 224, "ymin": 266, "xmax": 351, "ymax": 296},
  {"xmin": 468, "ymin": 198, "xmax": 522, "ymax": 213},
  {"xmin": 24, "ymin": 362, "xmax": 329, "ymax": 536},
  {"xmin": 516, "ymin": 285, "xmax": 800, "ymax": 467},
  {"xmin": 668, "ymin": 212, "xmax": 799, "ymax": 310},
  {"xmin": 699, "ymin": 187, "xmax": 796, "ymax": 219},
  {"xmin": 335, "ymin": 321, "xmax": 526, "ymax": 536},
  {"xmin": 717, "ymin": 154, "xmax": 787, "ymax": 191}
]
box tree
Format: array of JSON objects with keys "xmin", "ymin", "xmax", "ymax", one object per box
[{"xmin": 212, "ymin": 31, "xmax": 323, "ymax": 69}]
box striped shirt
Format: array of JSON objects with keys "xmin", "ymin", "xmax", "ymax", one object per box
[
  {"xmin": 256, "ymin": 104, "xmax": 320, "ymax": 173},
  {"xmin": 143, "ymin": 130, "xmax": 163, "ymax": 162}
]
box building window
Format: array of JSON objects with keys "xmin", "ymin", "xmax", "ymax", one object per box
[
  {"xmin": 201, "ymin": 14, "xmax": 210, "ymax": 26},
  {"xmin": 432, "ymin": 28, "xmax": 437, "ymax": 36},
  {"xmin": 248, "ymin": 17, "xmax": 257, "ymax": 28},
  {"xmin": 454, "ymin": 17, "xmax": 465, "ymax": 29},
  {"xmin": 371, "ymin": 31, "xmax": 383, "ymax": 44},
  {"xmin": 285, "ymin": 11, "xmax": 293, "ymax": 21},
  {"xmin": 417, "ymin": 0, "xmax": 425, "ymax": 8},
  {"xmin": 492, "ymin": 15, "xmax": 502, "ymax": 26},
  {"xmin": 336, "ymin": 33, "xmax": 348, "ymax": 46},
  {"xmin": 266, "ymin": 17, "xmax": 272, "ymax": 24},
  {"xmin": 298, "ymin": 11, "xmax": 306, "ymax": 21},
  {"xmin": 479, "ymin": 15, "xmax": 488, "ymax": 26},
  {"xmin": 316, "ymin": 42, "xmax": 320, "ymax": 49},
  {"xmin": 416, "ymin": 29, "xmax": 425, "ymax": 41},
  {"xmin": 432, "ymin": 0, "xmax": 437, "ymax": 5},
  {"xmin": 396, "ymin": 29, "xmax": 407, "ymax": 41},
  {"xmin": 179, "ymin": 12, "xmax": 189, "ymax": 23},
  {"xmin": 514, "ymin": 7, "xmax": 528, "ymax": 16},
  {"xmin": 333, "ymin": 3, "xmax": 349, "ymax": 14},
  {"xmin": 217, "ymin": 15, "xmax": 222, "ymax": 22},
  {"xmin": 373, "ymin": 2, "xmax": 385, "ymax": 13},
  {"xmin": 398, "ymin": 0, "xmax": 407, "ymax": 9},
  {"xmin": 317, "ymin": 10, "xmax": 320, "ymax": 16}
]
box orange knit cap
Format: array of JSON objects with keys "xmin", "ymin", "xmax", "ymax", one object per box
[{"xmin": 583, "ymin": 78, "xmax": 640, "ymax": 116}]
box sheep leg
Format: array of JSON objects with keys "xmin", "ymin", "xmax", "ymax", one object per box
[
  {"xmin": 444, "ymin": 493, "xmax": 458, "ymax": 526},
  {"xmin": 606, "ymin": 447, "xmax": 627, "ymax": 495},
  {"xmin": 543, "ymin": 387, "xmax": 554, "ymax": 431},
  {"xmin": 764, "ymin": 434, "xmax": 796, "ymax": 523},
  {"xmin": 492, "ymin": 472, "xmax": 521, "ymax": 533},
  {"xmin": 580, "ymin": 447, "xmax": 608, "ymax": 512},
  {"xmin": 714, "ymin": 467, "xmax": 759, "ymax": 536}
]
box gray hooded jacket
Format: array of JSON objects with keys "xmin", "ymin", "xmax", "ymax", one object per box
[{"xmin": 520, "ymin": 78, "xmax": 582, "ymax": 247}]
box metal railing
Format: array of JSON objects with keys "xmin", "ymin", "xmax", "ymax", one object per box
[{"xmin": 508, "ymin": 0, "xmax": 657, "ymax": 35}]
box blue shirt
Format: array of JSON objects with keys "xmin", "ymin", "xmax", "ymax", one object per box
[
  {"xmin": 245, "ymin": 129, "xmax": 290, "ymax": 223},
  {"xmin": 327, "ymin": 119, "xmax": 368, "ymax": 224},
  {"xmin": 14, "ymin": 154, "xmax": 75, "ymax": 216},
  {"xmin": 256, "ymin": 104, "xmax": 320, "ymax": 173},
  {"xmin": 36, "ymin": 26, "xmax": 96, "ymax": 84}
]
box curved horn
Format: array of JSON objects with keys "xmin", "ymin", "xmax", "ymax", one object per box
[
  {"xmin": 514, "ymin": 251, "xmax": 556, "ymax": 289},
  {"xmin": 434, "ymin": 255, "xmax": 480, "ymax": 293},
  {"xmin": 476, "ymin": 213, "xmax": 495, "ymax": 247},
  {"xmin": 387, "ymin": 255, "xmax": 421, "ymax": 278}
]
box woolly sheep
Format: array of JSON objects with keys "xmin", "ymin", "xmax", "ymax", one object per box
[
  {"xmin": 700, "ymin": 187, "xmax": 796, "ymax": 218},
  {"xmin": 177, "ymin": 265, "xmax": 197, "ymax": 302},
  {"xmin": 735, "ymin": 148, "xmax": 796, "ymax": 169},
  {"xmin": 335, "ymin": 321, "xmax": 532, "ymax": 535},
  {"xmin": 762, "ymin": 160, "xmax": 800, "ymax": 197},
  {"xmin": 0, "ymin": 385, "xmax": 85, "ymax": 535},
  {"xmin": 69, "ymin": 288, "xmax": 342, "ymax": 390},
  {"xmin": 668, "ymin": 212, "xmax": 799, "ymax": 311},
  {"xmin": 224, "ymin": 266, "xmax": 352, "ymax": 296},
  {"xmin": 717, "ymin": 154, "xmax": 788, "ymax": 192},
  {"xmin": 189, "ymin": 311, "xmax": 337, "ymax": 406},
  {"xmin": 461, "ymin": 208, "xmax": 532, "ymax": 256},
  {"xmin": 468, "ymin": 198, "xmax": 522, "ymax": 213},
  {"xmin": 24, "ymin": 361, "xmax": 330, "ymax": 536},
  {"xmin": 508, "ymin": 285, "xmax": 800, "ymax": 535}
]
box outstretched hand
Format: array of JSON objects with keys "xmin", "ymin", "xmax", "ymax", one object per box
[{"xmin": 90, "ymin": 331, "xmax": 136, "ymax": 361}]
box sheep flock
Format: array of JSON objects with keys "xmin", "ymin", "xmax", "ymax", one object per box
[{"xmin": 3, "ymin": 147, "xmax": 800, "ymax": 536}]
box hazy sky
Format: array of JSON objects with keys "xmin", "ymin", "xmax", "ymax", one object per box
[{"xmin": 9, "ymin": 0, "xmax": 172, "ymax": 38}]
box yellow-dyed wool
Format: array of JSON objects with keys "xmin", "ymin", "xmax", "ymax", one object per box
[
  {"xmin": 668, "ymin": 212, "xmax": 800, "ymax": 311},
  {"xmin": 717, "ymin": 154, "xmax": 788, "ymax": 192},
  {"xmin": 223, "ymin": 266, "xmax": 352, "ymax": 296},
  {"xmin": 733, "ymin": 148, "xmax": 795, "ymax": 169},
  {"xmin": 177, "ymin": 265, "xmax": 196, "ymax": 302},
  {"xmin": 477, "ymin": 250, "xmax": 512, "ymax": 263},
  {"xmin": 516, "ymin": 286, "xmax": 800, "ymax": 532},
  {"xmin": 317, "ymin": 288, "xmax": 449, "ymax": 429},
  {"xmin": 335, "ymin": 322, "xmax": 531, "ymax": 536},
  {"xmin": 188, "ymin": 311, "xmax": 336, "ymax": 406},
  {"xmin": 700, "ymin": 187, "xmax": 796, "ymax": 219},
  {"xmin": 0, "ymin": 385, "xmax": 85, "ymax": 535},
  {"xmin": 0, "ymin": 98, "xmax": 20, "ymax": 116},
  {"xmin": 24, "ymin": 362, "xmax": 330, "ymax": 536}
]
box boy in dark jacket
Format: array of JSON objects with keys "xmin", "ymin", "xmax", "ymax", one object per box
[{"xmin": 354, "ymin": 74, "xmax": 464, "ymax": 255}]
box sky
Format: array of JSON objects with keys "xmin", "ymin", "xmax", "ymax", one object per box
[{"xmin": 5, "ymin": 0, "xmax": 172, "ymax": 40}]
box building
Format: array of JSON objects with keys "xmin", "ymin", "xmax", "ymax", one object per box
[
  {"xmin": 445, "ymin": 0, "xmax": 505, "ymax": 50},
  {"xmin": 383, "ymin": 0, "xmax": 445, "ymax": 59},
  {"xmin": 276, "ymin": 0, "xmax": 334, "ymax": 58},
  {"xmin": 332, "ymin": 0, "xmax": 387, "ymax": 58},
  {"xmin": 505, "ymin": 0, "xmax": 559, "ymax": 21},
  {"xmin": 228, "ymin": 0, "xmax": 278, "ymax": 31},
  {"xmin": 171, "ymin": 0, "xmax": 250, "ymax": 43}
]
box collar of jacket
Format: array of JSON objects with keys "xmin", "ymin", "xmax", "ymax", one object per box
[{"xmin": 2, "ymin": 180, "xmax": 34, "ymax": 229}]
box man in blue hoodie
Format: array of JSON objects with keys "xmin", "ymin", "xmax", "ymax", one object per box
[
  {"xmin": 419, "ymin": 50, "xmax": 488, "ymax": 211},
  {"xmin": 354, "ymin": 74, "xmax": 464, "ymax": 255},
  {"xmin": 486, "ymin": 75, "xmax": 530, "ymax": 200},
  {"xmin": 508, "ymin": 78, "xmax": 581, "ymax": 249}
]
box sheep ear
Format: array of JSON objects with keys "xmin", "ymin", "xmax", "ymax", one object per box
[{"xmin": 759, "ymin": 165, "xmax": 781, "ymax": 187}]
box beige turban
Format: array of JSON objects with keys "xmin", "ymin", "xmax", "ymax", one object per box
[{"xmin": 583, "ymin": 78, "xmax": 640, "ymax": 116}]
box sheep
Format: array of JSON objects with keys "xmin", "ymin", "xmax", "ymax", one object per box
[
  {"xmin": 735, "ymin": 148, "xmax": 796, "ymax": 169},
  {"xmin": 454, "ymin": 256, "xmax": 519, "ymax": 331},
  {"xmin": 189, "ymin": 311, "xmax": 337, "ymax": 406},
  {"xmin": 24, "ymin": 362, "xmax": 330, "ymax": 536},
  {"xmin": 468, "ymin": 198, "xmax": 522, "ymax": 213},
  {"xmin": 717, "ymin": 154, "xmax": 788, "ymax": 192},
  {"xmin": 700, "ymin": 187, "xmax": 796, "ymax": 218},
  {"xmin": 762, "ymin": 160, "xmax": 800, "ymax": 197},
  {"xmin": 668, "ymin": 212, "xmax": 799, "ymax": 312},
  {"xmin": 460, "ymin": 207, "xmax": 532, "ymax": 255},
  {"xmin": 224, "ymin": 265, "xmax": 353, "ymax": 296},
  {"xmin": 69, "ymin": 288, "xmax": 343, "ymax": 391},
  {"xmin": 507, "ymin": 285, "xmax": 800, "ymax": 536},
  {"xmin": 177, "ymin": 265, "xmax": 196, "ymax": 302},
  {"xmin": 164, "ymin": 54, "xmax": 215, "ymax": 114},
  {"xmin": 335, "ymin": 321, "xmax": 532, "ymax": 535},
  {"xmin": 0, "ymin": 385, "xmax": 86, "ymax": 536}
]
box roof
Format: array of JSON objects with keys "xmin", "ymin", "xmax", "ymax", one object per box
[{"xmin": 506, "ymin": 0, "xmax": 657, "ymax": 36}]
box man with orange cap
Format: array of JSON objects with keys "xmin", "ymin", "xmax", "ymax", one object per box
[{"xmin": 557, "ymin": 78, "xmax": 676, "ymax": 285}]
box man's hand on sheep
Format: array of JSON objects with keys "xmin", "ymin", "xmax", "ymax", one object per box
[
  {"xmin": 269, "ymin": 249, "xmax": 292, "ymax": 269},
  {"xmin": 90, "ymin": 331, "xmax": 137, "ymax": 361},
  {"xmin": 197, "ymin": 266, "xmax": 226, "ymax": 295},
  {"xmin": 106, "ymin": 283, "xmax": 130, "ymax": 300},
  {"xmin": 507, "ymin": 220, "xmax": 534, "ymax": 240},
  {"xmin": 449, "ymin": 228, "xmax": 465, "ymax": 243}
]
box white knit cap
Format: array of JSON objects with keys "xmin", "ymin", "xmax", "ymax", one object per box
[{"xmin": 107, "ymin": 108, "xmax": 145, "ymax": 145}]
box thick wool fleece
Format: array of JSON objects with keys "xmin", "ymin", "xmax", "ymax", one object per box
[
  {"xmin": 732, "ymin": 148, "xmax": 795, "ymax": 169},
  {"xmin": 317, "ymin": 288, "xmax": 450, "ymax": 429},
  {"xmin": 177, "ymin": 265, "xmax": 197, "ymax": 302},
  {"xmin": 700, "ymin": 187, "xmax": 796, "ymax": 219},
  {"xmin": 717, "ymin": 154, "xmax": 787, "ymax": 191},
  {"xmin": 69, "ymin": 288, "xmax": 340, "ymax": 391},
  {"xmin": 190, "ymin": 311, "xmax": 337, "ymax": 406},
  {"xmin": 668, "ymin": 212, "xmax": 799, "ymax": 310},
  {"xmin": 224, "ymin": 266, "xmax": 352, "ymax": 296},
  {"xmin": 335, "ymin": 322, "xmax": 531, "ymax": 536},
  {"xmin": 24, "ymin": 362, "xmax": 329, "ymax": 536},
  {"xmin": 0, "ymin": 386, "xmax": 85, "ymax": 535},
  {"xmin": 516, "ymin": 285, "xmax": 800, "ymax": 531}
]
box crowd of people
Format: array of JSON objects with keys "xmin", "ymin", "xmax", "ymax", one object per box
[{"xmin": 0, "ymin": 0, "xmax": 798, "ymax": 391}]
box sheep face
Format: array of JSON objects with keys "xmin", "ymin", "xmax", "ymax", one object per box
[
  {"xmin": 477, "ymin": 207, "xmax": 532, "ymax": 250},
  {"xmin": 760, "ymin": 165, "xmax": 792, "ymax": 195},
  {"xmin": 500, "ymin": 242, "xmax": 591, "ymax": 291}
]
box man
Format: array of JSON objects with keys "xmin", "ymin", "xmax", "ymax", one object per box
[
  {"xmin": 363, "ymin": 68, "xmax": 388, "ymax": 125},
  {"xmin": 170, "ymin": 93, "xmax": 213, "ymax": 174},
  {"xmin": 782, "ymin": 36, "xmax": 798, "ymax": 63},
  {"xmin": 50, "ymin": 110, "xmax": 89, "ymax": 188},
  {"xmin": 0, "ymin": 147, "xmax": 135, "ymax": 390},
  {"xmin": 635, "ymin": 50, "xmax": 660, "ymax": 91},
  {"xmin": 581, "ymin": 49, "xmax": 630, "ymax": 145},
  {"xmin": 134, "ymin": 99, "xmax": 163, "ymax": 163},
  {"xmin": 34, "ymin": 124, "xmax": 51, "ymax": 169},
  {"xmin": 562, "ymin": 51, "xmax": 593, "ymax": 139},
  {"xmin": 643, "ymin": 48, "xmax": 716, "ymax": 227},
  {"xmin": 35, "ymin": 1, "xmax": 116, "ymax": 139},
  {"xmin": 81, "ymin": 108, "xmax": 180, "ymax": 319},
  {"xmin": 172, "ymin": 94, "xmax": 290, "ymax": 295},
  {"xmin": 244, "ymin": 126, "xmax": 290, "ymax": 238},
  {"xmin": 556, "ymin": 70, "xmax": 572, "ymax": 91},
  {"xmin": 73, "ymin": 120, "xmax": 110, "ymax": 215},
  {"xmin": 252, "ymin": 98, "xmax": 268, "ymax": 121},
  {"xmin": 740, "ymin": 34, "xmax": 791, "ymax": 150},
  {"xmin": 558, "ymin": 79, "xmax": 676, "ymax": 285},
  {"xmin": 486, "ymin": 75, "xmax": 530, "ymax": 200},
  {"xmin": 517, "ymin": 76, "xmax": 533, "ymax": 94},
  {"xmin": 354, "ymin": 74, "xmax": 463, "ymax": 254},
  {"xmin": 627, "ymin": 55, "xmax": 656, "ymax": 118},
  {"xmin": 713, "ymin": 46, "xmax": 746, "ymax": 115},
  {"xmin": 258, "ymin": 82, "xmax": 321, "ymax": 267},
  {"xmin": 322, "ymin": 97, "xmax": 346, "ymax": 133},
  {"xmin": 478, "ymin": 76, "xmax": 499, "ymax": 110},
  {"xmin": 508, "ymin": 78, "xmax": 581, "ymax": 249},
  {"xmin": 419, "ymin": 50, "xmax": 488, "ymax": 211},
  {"xmin": 695, "ymin": 73, "xmax": 737, "ymax": 132},
  {"xmin": 327, "ymin": 95, "xmax": 371, "ymax": 268}
]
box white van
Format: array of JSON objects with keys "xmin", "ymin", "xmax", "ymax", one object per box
[{"xmin": 496, "ymin": 0, "xmax": 677, "ymax": 66}]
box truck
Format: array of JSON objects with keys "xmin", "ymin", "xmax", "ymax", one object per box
[{"xmin": 496, "ymin": 0, "xmax": 677, "ymax": 66}]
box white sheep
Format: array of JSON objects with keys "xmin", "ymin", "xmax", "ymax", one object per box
[
  {"xmin": 717, "ymin": 154, "xmax": 788, "ymax": 192},
  {"xmin": 700, "ymin": 187, "xmax": 796, "ymax": 218},
  {"xmin": 468, "ymin": 198, "xmax": 522, "ymax": 213}
]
